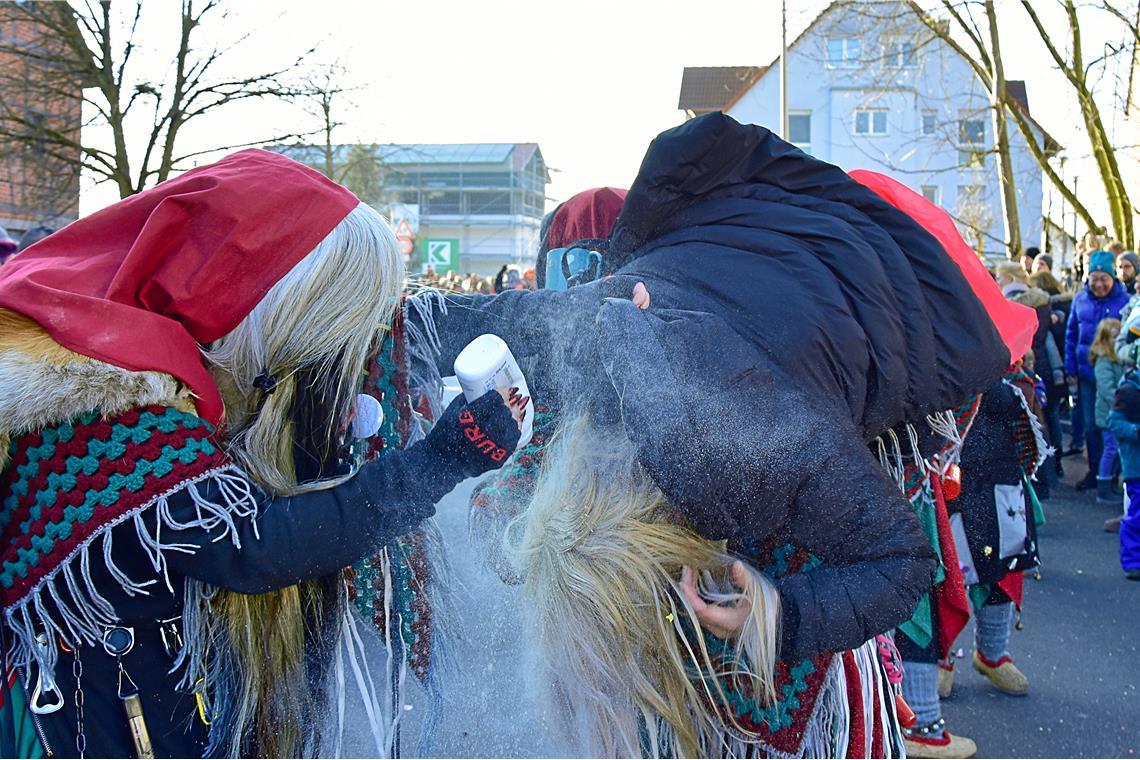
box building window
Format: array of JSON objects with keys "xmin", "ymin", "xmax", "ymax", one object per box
[
  {"xmin": 788, "ymin": 112, "xmax": 811, "ymax": 149},
  {"xmin": 827, "ymin": 38, "xmax": 862, "ymax": 68},
  {"xmin": 959, "ymin": 117, "xmax": 985, "ymax": 145},
  {"xmin": 854, "ymin": 109, "xmax": 888, "ymax": 135},
  {"xmin": 424, "ymin": 191, "xmax": 461, "ymax": 214},
  {"xmin": 921, "ymin": 185, "xmax": 941, "ymax": 205},
  {"xmin": 461, "ymin": 171, "xmax": 512, "ymax": 188},
  {"xmin": 921, "ymin": 110, "xmax": 936, "ymax": 136},
  {"xmin": 421, "ymin": 171, "xmax": 461, "ymax": 189},
  {"xmin": 887, "ymin": 41, "xmax": 918, "ymax": 68},
  {"xmin": 464, "ymin": 191, "xmax": 511, "ymax": 215}
]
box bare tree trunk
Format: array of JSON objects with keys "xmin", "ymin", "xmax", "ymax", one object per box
[
  {"xmin": 0, "ymin": 1, "xmax": 315, "ymax": 198},
  {"xmin": 322, "ymin": 94, "xmax": 335, "ymax": 178},
  {"xmin": 1003, "ymin": 100, "xmax": 1103, "ymax": 235},
  {"xmin": 1022, "ymin": 0, "xmax": 1134, "ymax": 248},
  {"xmin": 985, "ymin": 0, "xmax": 1021, "ymax": 259}
]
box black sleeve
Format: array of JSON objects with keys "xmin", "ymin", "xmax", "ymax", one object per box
[
  {"xmin": 774, "ymin": 438, "xmax": 937, "ymax": 659},
  {"xmin": 161, "ymin": 445, "xmax": 457, "ymax": 595},
  {"xmin": 406, "ymin": 278, "xmax": 641, "ymax": 395}
]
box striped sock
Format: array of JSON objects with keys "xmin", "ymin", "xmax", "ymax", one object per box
[
  {"xmin": 901, "ymin": 661, "xmax": 942, "ymax": 736},
  {"xmin": 975, "ymin": 602, "xmax": 1013, "ymax": 661}
]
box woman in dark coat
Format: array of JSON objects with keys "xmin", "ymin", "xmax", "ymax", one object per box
[{"xmin": 409, "ymin": 114, "xmax": 1037, "ymax": 757}]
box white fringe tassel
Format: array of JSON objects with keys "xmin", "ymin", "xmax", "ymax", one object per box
[
  {"xmin": 4, "ymin": 465, "xmax": 259, "ymax": 687},
  {"xmin": 403, "ymin": 289, "xmax": 449, "ymax": 429},
  {"xmin": 688, "ymin": 637, "xmax": 899, "ymax": 759}
]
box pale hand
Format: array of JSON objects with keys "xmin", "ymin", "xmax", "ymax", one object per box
[
  {"xmin": 632, "ymin": 282, "xmax": 651, "ymax": 309},
  {"xmin": 680, "ymin": 562, "xmax": 751, "ymax": 640}
]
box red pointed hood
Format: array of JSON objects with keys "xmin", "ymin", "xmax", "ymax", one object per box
[
  {"xmin": 0, "ymin": 149, "xmax": 359, "ymax": 425},
  {"xmin": 545, "ymin": 186, "xmax": 627, "ymax": 250}
]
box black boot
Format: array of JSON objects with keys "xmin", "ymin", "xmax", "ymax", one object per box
[{"xmin": 1097, "ymin": 478, "xmax": 1117, "ymax": 503}]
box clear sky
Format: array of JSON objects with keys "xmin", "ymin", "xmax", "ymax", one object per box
[{"xmin": 80, "ymin": 0, "xmax": 1137, "ymax": 229}]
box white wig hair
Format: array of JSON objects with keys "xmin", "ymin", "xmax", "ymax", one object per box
[
  {"xmin": 510, "ymin": 413, "xmax": 782, "ymax": 758},
  {"xmin": 206, "ymin": 200, "xmax": 404, "ymax": 495}
]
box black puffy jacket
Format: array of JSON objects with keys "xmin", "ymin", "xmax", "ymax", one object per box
[{"xmin": 412, "ymin": 114, "xmax": 1023, "ymax": 659}]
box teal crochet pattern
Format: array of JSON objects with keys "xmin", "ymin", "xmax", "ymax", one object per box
[
  {"xmin": 700, "ymin": 542, "xmax": 832, "ymax": 755},
  {"xmin": 1, "ymin": 406, "xmax": 228, "ymax": 606}
]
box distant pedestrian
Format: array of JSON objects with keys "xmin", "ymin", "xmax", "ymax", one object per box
[
  {"xmin": 995, "ymin": 261, "xmax": 1028, "ymax": 297},
  {"xmin": 1090, "ymin": 318, "xmax": 1125, "ymax": 503},
  {"xmin": 1031, "ymin": 253, "xmax": 1054, "ymax": 275},
  {"xmin": 1066, "ymin": 251, "xmax": 1130, "ymax": 490},
  {"xmin": 950, "ymin": 366, "xmax": 1044, "ymax": 700},
  {"xmin": 1107, "ymin": 343, "xmax": 1140, "ymax": 580},
  {"xmin": 1011, "ymin": 284, "xmax": 1066, "ymax": 492},
  {"xmin": 15, "ymin": 225, "xmax": 53, "ymax": 253},
  {"xmin": 1021, "ymin": 246, "xmax": 1039, "ymax": 276},
  {"xmin": 1117, "ymin": 251, "xmax": 1139, "ymax": 294},
  {"xmin": 0, "ymin": 225, "xmax": 16, "ymax": 266}
]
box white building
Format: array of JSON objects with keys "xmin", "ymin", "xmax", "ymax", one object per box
[
  {"xmin": 382, "ymin": 143, "xmax": 548, "ymax": 276},
  {"xmin": 280, "ymin": 143, "xmax": 549, "ymax": 276},
  {"xmin": 678, "ymin": 1, "xmax": 1060, "ymax": 261}
]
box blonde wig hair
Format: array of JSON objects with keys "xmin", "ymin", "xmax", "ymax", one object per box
[
  {"xmin": 190, "ymin": 202, "xmax": 405, "ymax": 757},
  {"xmin": 512, "ymin": 414, "xmax": 781, "ymax": 758},
  {"xmin": 206, "ymin": 202, "xmax": 404, "ymax": 494}
]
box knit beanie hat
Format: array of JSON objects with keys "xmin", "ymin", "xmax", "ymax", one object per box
[
  {"xmin": 1119, "ymin": 251, "xmax": 1139, "ymax": 275},
  {"xmin": 1089, "ymin": 249, "xmax": 1116, "ymax": 276}
]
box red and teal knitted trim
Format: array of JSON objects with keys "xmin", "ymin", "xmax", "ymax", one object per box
[
  {"xmin": 1003, "ymin": 362, "xmax": 1048, "ymax": 478},
  {"xmin": 0, "ymin": 406, "xmax": 227, "ymax": 606},
  {"xmin": 470, "ymin": 404, "xmax": 555, "ymax": 519},
  {"xmin": 351, "ymin": 314, "xmax": 438, "ymax": 684},
  {"xmin": 706, "ymin": 542, "xmax": 834, "ymax": 755}
]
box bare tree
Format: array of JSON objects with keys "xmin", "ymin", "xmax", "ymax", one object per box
[
  {"xmin": 900, "ymin": 0, "xmax": 1035, "ymax": 258},
  {"xmin": 810, "ymin": 2, "xmax": 1031, "ymax": 257},
  {"xmin": 290, "ymin": 64, "xmax": 389, "ymax": 206},
  {"xmin": 296, "ymin": 62, "xmax": 355, "ymax": 179},
  {"xmin": 904, "ymin": 1, "xmax": 1130, "ymax": 248},
  {"xmin": 0, "ymin": 0, "xmax": 316, "ymax": 199},
  {"xmin": 1019, "ymin": 0, "xmax": 1134, "ymax": 248}
]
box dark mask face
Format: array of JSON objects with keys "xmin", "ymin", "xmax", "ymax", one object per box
[{"xmin": 290, "ymin": 364, "xmax": 351, "ymax": 483}]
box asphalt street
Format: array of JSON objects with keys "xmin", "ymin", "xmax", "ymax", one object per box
[{"xmin": 939, "ymin": 460, "xmax": 1139, "ymax": 758}]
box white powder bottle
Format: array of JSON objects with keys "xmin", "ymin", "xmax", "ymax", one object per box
[{"xmin": 453, "ymin": 333, "xmax": 533, "ymax": 449}]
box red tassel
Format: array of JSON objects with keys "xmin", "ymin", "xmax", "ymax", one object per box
[
  {"xmin": 894, "ymin": 692, "xmax": 917, "ymax": 728},
  {"xmin": 942, "ymin": 464, "xmax": 962, "ymax": 501}
]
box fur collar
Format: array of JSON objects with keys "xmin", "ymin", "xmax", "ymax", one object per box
[
  {"xmin": 0, "ymin": 309, "xmax": 197, "ymax": 468},
  {"xmin": 1011, "ymin": 287, "xmax": 1051, "ymax": 309}
]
